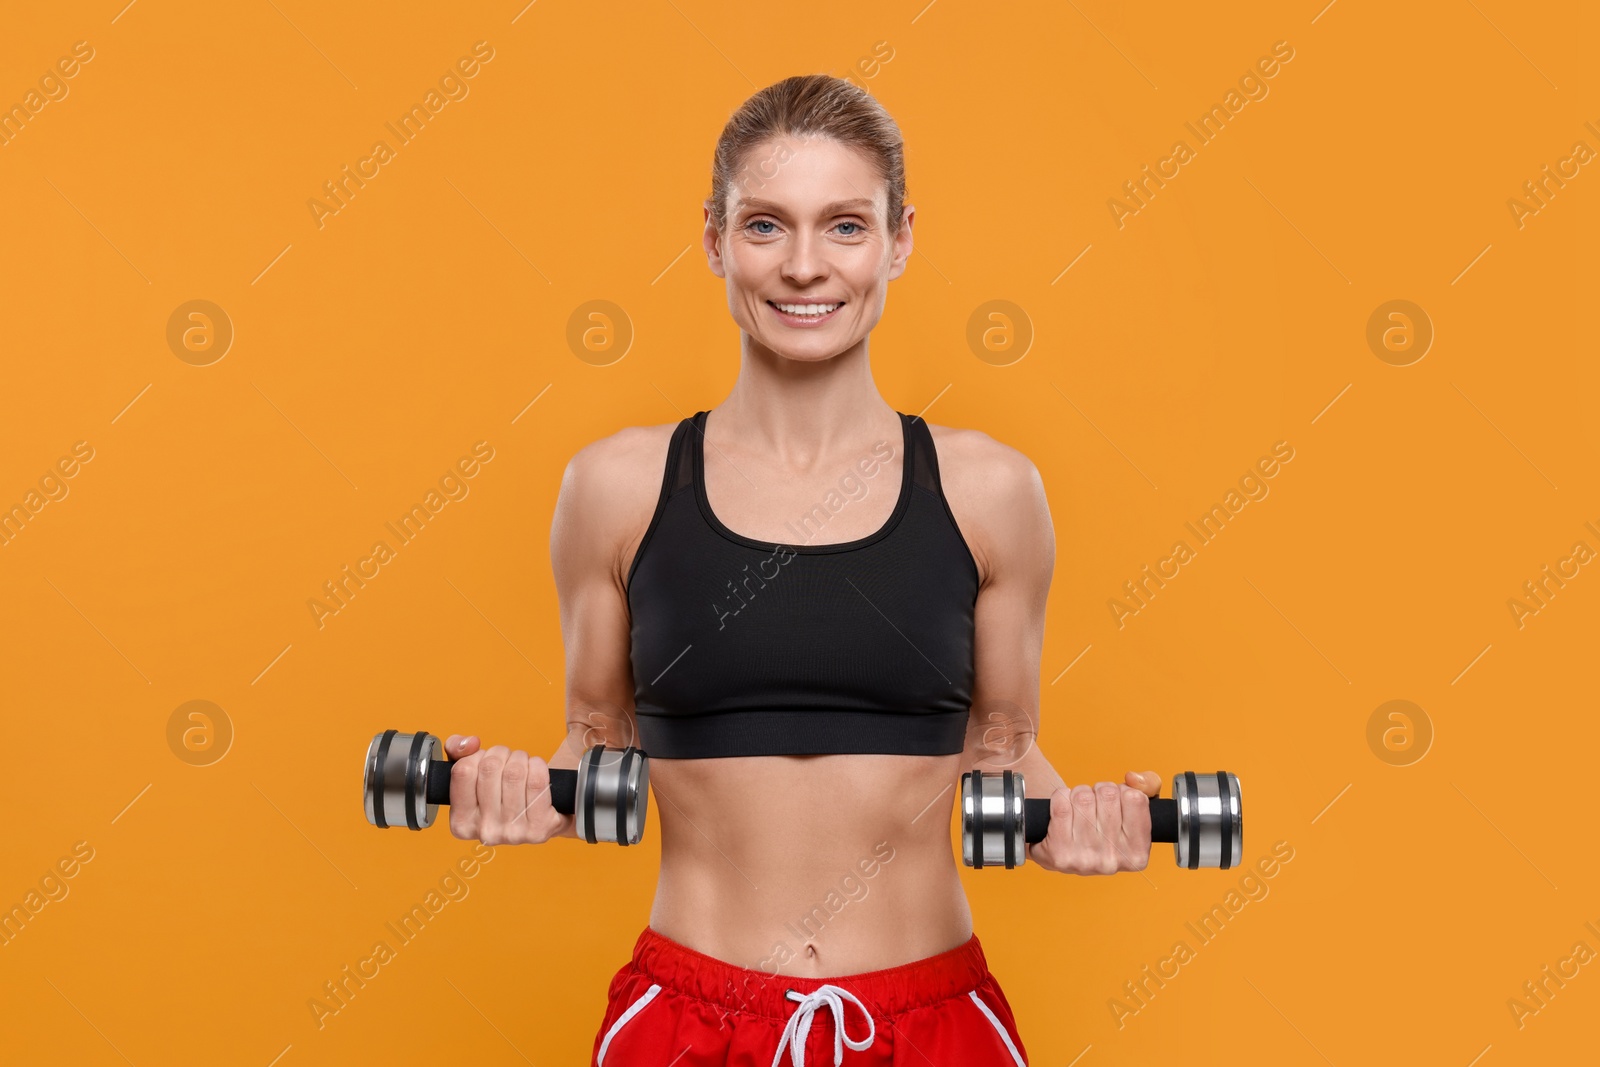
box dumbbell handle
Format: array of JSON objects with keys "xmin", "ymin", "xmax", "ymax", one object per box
[
  {"xmin": 424, "ymin": 761, "xmax": 577, "ymax": 814},
  {"xmin": 1022, "ymin": 796, "xmax": 1179, "ymax": 844}
]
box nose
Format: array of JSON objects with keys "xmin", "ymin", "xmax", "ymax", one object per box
[{"xmin": 780, "ymin": 230, "xmax": 828, "ymax": 287}]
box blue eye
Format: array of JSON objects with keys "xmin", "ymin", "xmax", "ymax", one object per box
[
  {"xmin": 747, "ymin": 220, "xmax": 777, "ymax": 235},
  {"xmin": 835, "ymin": 222, "xmax": 862, "ymax": 236}
]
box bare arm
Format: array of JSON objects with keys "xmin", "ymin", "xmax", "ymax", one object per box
[
  {"xmin": 954, "ymin": 440, "xmax": 1059, "ymax": 786},
  {"xmin": 549, "ymin": 430, "xmax": 652, "ymax": 759},
  {"xmin": 947, "ymin": 432, "xmax": 1157, "ymax": 875}
]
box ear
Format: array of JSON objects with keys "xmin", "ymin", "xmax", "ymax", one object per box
[
  {"xmin": 886, "ymin": 203, "xmax": 914, "ymax": 281},
  {"xmin": 703, "ymin": 204, "xmax": 727, "ymax": 278}
]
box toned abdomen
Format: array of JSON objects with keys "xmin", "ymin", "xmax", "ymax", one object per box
[{"xmin": 646, "ymin": 751, "xmax": 974, "ymax": 978}]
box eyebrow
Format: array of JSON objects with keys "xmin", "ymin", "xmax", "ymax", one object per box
[{"xmin": 736, "ymin": 198, "xmax": 877, "ymax": 217}]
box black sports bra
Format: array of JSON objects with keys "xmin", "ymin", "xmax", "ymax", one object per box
[{"xmin": 624, "ymin": 409, "xmax": 979, "ymax": 758}]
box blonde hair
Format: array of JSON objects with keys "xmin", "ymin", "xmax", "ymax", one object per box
[{"xmin": 707, "ymin": 74, "xmax": 907, "ymax": 238}]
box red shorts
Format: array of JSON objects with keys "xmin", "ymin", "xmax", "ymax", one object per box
[{"xmin": 591, "ymin": 925, "xmax": 1029, "ymax": 1065}]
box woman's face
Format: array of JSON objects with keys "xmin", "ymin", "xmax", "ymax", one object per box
[{"xmin": 705, "ymin": 135, "xmax": 913, "ymax": 364}]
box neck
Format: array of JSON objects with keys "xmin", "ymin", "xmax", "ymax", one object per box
[{"xmin": 715, "ymin": 336, "xmax": 897, "ymax": 467}]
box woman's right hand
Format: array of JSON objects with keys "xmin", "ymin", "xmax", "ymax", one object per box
[{"xmin": 443, "ymin": 735, "xmax": 576, "ymax": 845}]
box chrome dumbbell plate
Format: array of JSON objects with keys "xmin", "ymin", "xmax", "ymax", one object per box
[
  {"xmin": 576, "ymin": 744, "xmax": 650, "ymax": 846},
  {"xmin": 1173, "ymin": 771, "xmax": 1242, "ymax": 870},
  {"xmin": 363, "ymin": 729, "xmax": 445, "ymax": 830},
  {"xmin": 962, "ymin": 768, "xmax": 1025, "ymax": 869}
]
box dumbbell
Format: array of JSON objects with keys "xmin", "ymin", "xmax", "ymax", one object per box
[
  {"xmin": 362, "ymin": 729, "xmax": 650, "ymax": 845},
  {"xmin": 961, "ymin": 770, "xmax": 1242, "ymax": 870}
]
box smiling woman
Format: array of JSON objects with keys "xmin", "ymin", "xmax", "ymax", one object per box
[
  {"xmin": 438, "ymin": 72, "xmax": 1157, "ymax": 1067},
  {"xmin": 585, "ymin": 73, "xmax": 1042, "ymax": 1066}
]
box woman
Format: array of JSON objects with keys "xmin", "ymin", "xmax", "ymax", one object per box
[{"xmin": 443, "ymin": 74, "xmax": 1158, "ymax": 1066}]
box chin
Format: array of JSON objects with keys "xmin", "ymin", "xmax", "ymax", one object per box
[{"xmin": 768, "ymin": 342, "xmax": 844, "ymax": 363}]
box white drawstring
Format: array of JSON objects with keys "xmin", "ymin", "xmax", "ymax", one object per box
[{"xmin": 770, "ymin": 984, "xmax": 876, "ymax": 1067}]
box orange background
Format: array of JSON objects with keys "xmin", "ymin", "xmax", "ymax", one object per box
[{"xmin": 2, "ymin": 1, "xmax": 1596, "ymax": 1064}]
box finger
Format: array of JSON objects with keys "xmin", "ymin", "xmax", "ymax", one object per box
[
  {"xmin": 501, "ymin": 750, "xmax": 530, "ymax": 838},
  {"xmin": 1066, "ymin": 783, "xmax": 1103, "ymax": 868},
  {"xmin": 1125, "ymin": 770, "xmax": 1161, "ymax": 797},
  {"xmin": 448, "ymin": 751, "xmax": 482, "ymax": 838},
  {"xmin": 477, "ymin": 745, "xmax": 510, "ymax": 840},
  {"xmin": 1035, "ymin": 785, "xmax": 1076, "ymax": 864},
  {"xmin": 446, "ymin": 734, "xmax": 480, "ymax": 757},
  {"xmin": 1093, "ymin": 781, "xmax": 1123, "ymax": 872},
  {"xmin": 1121, "ymin": 782, "xmax": 1153, "ymax": 862}
]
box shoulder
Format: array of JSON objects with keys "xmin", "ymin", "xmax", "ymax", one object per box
[
  {"xmin": 554, "ymin": 420, "xmax": 683, "ymax": 577},
  {"xmin": 925, "ymin": 422, "xmax": 1052, "ymax": 587},
  {"xmin": 562, "ymin": 420, "xmax": 680, "ymax": 488},
  {"xmin": 926, "ymin": 422, "xmax": 1041, "ymax": 495}
]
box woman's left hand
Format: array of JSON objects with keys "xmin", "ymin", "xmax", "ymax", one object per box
[{"xmin": 1027, "ymin": 771, "xmax": 1161, "ymax": 875}]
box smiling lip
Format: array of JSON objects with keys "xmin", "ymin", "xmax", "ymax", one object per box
[{"xmin": 767, "ymin": 300, "xmax": 844, "ymax": 327}]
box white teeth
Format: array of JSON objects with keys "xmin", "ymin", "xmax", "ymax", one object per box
[{"xmin": 774, "ymin": 302, "xmax": 841, "ymax": 315}]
